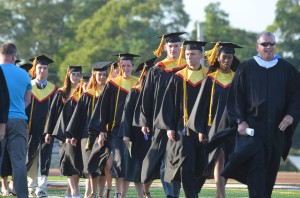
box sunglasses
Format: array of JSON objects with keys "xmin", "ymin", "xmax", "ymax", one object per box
[{"xmin": 258, "ymin": 42, "xmax": 276, "ymax": 47}]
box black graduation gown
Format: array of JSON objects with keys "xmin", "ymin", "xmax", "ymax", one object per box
[
  {"xmin": 0, "ymin": 66, "xmax": 9, "ymax": 124},
  {"xmin": 66, "ymin": 89, "xmax": 100, "ymax": 178},
  {"xmin": 55, "ymin": 96, "xmax": 83, "ymax": 176},
  {"xmin": 26, "ymin": 80, "xmax": 56, "ymax": 176},
  {"xmin": 222, "ymin": 58, "xmax": 300, "ymax": 184},
  {"xmin": 45, "ymin": 88, "xmax": 65, "ymax": 141},
  {"xmin": 119, "ymin": 85, "xmax": 151, "ymax": 182},
  {"xmin": 189, "ymin": 71, "xmax": 235, "ymax": 178},
  {"xmin": 88, "ymin": 76, "xmax": 138, "ymax": 178},
  {"xmin": 133, "ymin": 59, "xmax": 185, "ymax": 183},
  {"xmin": 157, "ymin": 67, "xmax": 207, "ymax": 195}
]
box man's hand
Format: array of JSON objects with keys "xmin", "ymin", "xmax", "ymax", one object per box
[
  {"xmin": 237, "ymin": 121, "xmax": 249, "ymax": 136},
  {"xmin": 198, "ymin": 133, "xmax": 207, "ymax": 143},
  {"xmin": 45, "ymin": 134, "xmax": 51, "ymax": 144},
  {"xmin": 0, "ymin": 124, "xmax": 6, "ymax": 141},
  {"xmin": 141, "ymin": 127, "xmax": 150, "ymax": 135},
  {"xmin": 167, "ymin": 130, "xmax": 175, "ymax": 141},
  {"xmin": 98, "ymin": 132, "xmax": 107, "ymax": 147},
  {"xmin": 123, "ymin": 136, "xmax": 130, "ymax": 146},
  {"xmin": 279, "ymin": 114, "xmax": 293, "ymax": 131}
]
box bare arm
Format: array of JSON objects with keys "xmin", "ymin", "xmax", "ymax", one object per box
[{"xmin": 24, "ymin": 90, "xmax": 32, "ymax": 108}]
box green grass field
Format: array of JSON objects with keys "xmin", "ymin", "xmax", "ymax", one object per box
[{"xmin": 2, "ymin": 176, "xmax": 299, "ymax": 197}]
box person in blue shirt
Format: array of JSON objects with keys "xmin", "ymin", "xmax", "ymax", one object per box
[{"xmin": 0, "ymin": 42, "xmax": 32, "ymax": 198}]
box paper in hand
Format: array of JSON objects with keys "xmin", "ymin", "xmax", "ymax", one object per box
[{"xmin": 126, "ymin": 141, "xmax": 132, "ymax": 158}]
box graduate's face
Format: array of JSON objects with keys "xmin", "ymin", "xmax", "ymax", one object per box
[
  {"xmin": 121, "ymin": 60, "xmax": 134, "ymax": 79},
  {"xmin": 95, "ymin": 71, "xmax": 107, "ymax": 85},
  {"xmin": 164, "ymin": 42, "xmax": 181, "ymax": 60},
  {"xmin": 112, "ymin": 67, "xmax": 119, "ymax": 78},
  {"xmin": 35, "ymin": 64, "xmax": 48, "ymax": 81},
  {"xmin": 185, "ymin": 50, "xmax": 203, "ymax": 68},
  {"xmin": 70, "ymin": 72, "xmax": 82, "ymax": 85},
  {"xmin": 256, "ymin": 34, "xmax": 276, "ymax": 61},
  {"xmin": 218, "ymin": 52, "xmax": 233, "ymax": 71}
]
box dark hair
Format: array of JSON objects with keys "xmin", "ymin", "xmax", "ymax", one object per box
[
  {"xmin": 0, "ymin": 43, "xmax": 17, "ymax": 56},
  {"xmin": 61, "ymin": 68, "xmax": 72, "ymax": 103},
  {"xmin": 208, "ymin": 55, "xmax": 241, "ymax": 73}
]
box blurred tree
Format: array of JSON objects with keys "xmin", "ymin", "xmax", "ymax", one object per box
[
  {"xmin": 268, "ymin": 0, "xmax": 300, "ymax": 70},
  {"xmin": 60, "ymin": 0, "xmax": 189, "ymax": 81},
  {"xmin": 190, "ymin": 2, "xmax": 257, "ymax": 63},
  {"xmin": 0, "ymin": 0, "xmax": 189, "ymax": 83}
]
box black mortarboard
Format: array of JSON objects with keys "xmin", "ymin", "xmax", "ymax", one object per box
[
  {"xmin": 135, "ymin": 57, "xmax": 157, "ymax": 73},
  {"xmin": 19, "ymin": 63, "xmax": 33, "ymax": 72},
  {"xmin": 154, "ymin": 32, "xmax": 186, "ymax": 57},
  {"xmin": 113, "ymin": 53, "xmax": 140, "ymax": 61},
  {"xmin": 67, "ymin": 65, "xmax": 82, "ymax": 73},
  {"xmin": 91, "ymin": 61, "xmax": 112, "ymax": 71},
  {"xmin": 82, "ymin": 73, "xmax": 91, "ymax": 81},
  {"xmin": 159, "ymin": 32, "xmax": 186, "ymax": 43},
  {"xmin": 29, "ymin": 55, "xmax": 54, "ymax": 65},
  {"xmin": 15, "ymin": 59, "xmax": 21, "ymax": 64},
  {"xmin": 184, "ymin": 41, "xmax": 207, "ymax": 51},
  {"xmin": 212, "ymin": 42, "xmax": 243, "ymax": 54},
  {"xmin": 111, "ymin": 62, "xmax": 119, "ymax": 69},
  {"xmin": 205, "ymin": 41, "xmax": 243, "ymax": 66}
]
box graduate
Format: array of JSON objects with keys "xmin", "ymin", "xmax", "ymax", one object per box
[
  {"xmin": 60, "ymin": 85, "xmax": 84, "ymax": 198},
  {"xmin": 53, "ymin": 76, "xmax": 85, "ymax": 198},
  {"xmin": 44, "ymin": 65, "xmax": 83, "ymax": 197},
  {"xmin": 26, "ymin": 55, "xmax": 56, "ymax": 197},
  {"xmin": 188, "ymin": 42, "xmax": 242, "ymax": 198},
  {"xmin": 91, "ymin": 53, "xmax": 139, "ymax": 198},
  {"xmin": 133, "ymin": 32, "xmax": 186, "ymax": 198},
  {"xmin": 45, "ymin": 65, "xmax": 83, "ymax": 143},
  {"xmin": 119, "ymin": 57, "xmax": 156, "ymax": 198},
  {"xmin": 157, "ymin": 41, "xmax": 208, "ymax": 198},
  {"xmin": 66, "ymin": 62, "xmax": 109, "ymax": 198},
  {"xmin": 87, "ymin": 61, "xmax": 119, "ymax": 198}
]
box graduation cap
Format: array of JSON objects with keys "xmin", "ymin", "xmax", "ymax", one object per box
[
  {"xmin": 112, "ymin": 53, "xmax": 140, "ymax": 61},
  {"xmin": 19, "ymin": 63, "xmax": 33, "ymax": 72},
  {"xmin": 177, "ymin": 40, "xmax": 207, "ymax": 67},
  {"xmin": 135, "ymin": 57, "xmax": 157, "ymax": 73},
  {"xmin": 154, "ymin": 32, "xmax": 186, "ymax": 57},
  {"xmin": 15, "ymin": 59, "xmax": 21, "ymax": 65},
  {"xmin": 91, "ymin": 61, "xmax": 112, "ymax": 71},
  {"xmin": 213, "ymin": 42, "xmax": 243, "ymax": 54},
  {"xmin": 67, "ymin": 65, "xmax": 83, "ymax": 73},
  {"xmin": 82, "ymin": 73, "xmax": 91, "ymax": 81},
  {"xmin": 184, "ymin": 41, "xmax": 207, "ymax": 51},
  {"xmin": 29, "ymin": 55, "xmax": 54, "ymax": 65},
  {"xmin": 205, "ymin": 42, "xmax": 243, "ymax": 66},
  {"xmin": 111, "ymin": 62, "xmax": 119, "ymax": 69}
]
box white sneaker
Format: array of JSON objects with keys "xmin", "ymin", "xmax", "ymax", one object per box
[{"xmin": 36, "ymin": 189, "xmax": 48, "ymax": 198}]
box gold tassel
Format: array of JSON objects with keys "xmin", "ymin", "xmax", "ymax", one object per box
[
  {"xmin": 153, "ymin": 35, "xmax": 164, "ymax": 57},
  {"xmin": 205, "ymin": 41, "xmax": 220, "ymax": 66},
  {"xmin": 85, "ymin": 135, "xmax": 91, "ymax": 150},
  {"xmin": 177, "ymin": 43, "xmax": 185, "ymax": 67},
  {"xmin": 28, "ymin": 97, "xmax": 34, "ymax": 132},
  {"xmin": 29, "ymin": 57, "xmax": 38, "ymax": 79},
  {"xmin": 208, "ymin": 71, "xmax": 218, "ymax": 126},
  {"xmin": 137, "ymin": 63, "xmax": 147, "ymax": 85},
  {"xmin": 183, "ymin": 66, "xmax": 190, "ymax": 136}
]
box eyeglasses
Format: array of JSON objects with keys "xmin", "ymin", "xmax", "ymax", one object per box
[{"xmin": 258, "ymin": 42, "xmax": 276, "ymax": 47}]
